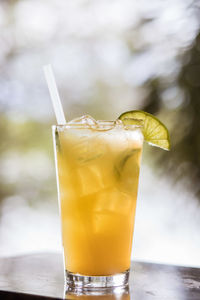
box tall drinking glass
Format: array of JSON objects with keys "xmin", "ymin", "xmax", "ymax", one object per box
[{"xmin": 52, "ymin": 118, "xmax": 143, "ymax": 289}]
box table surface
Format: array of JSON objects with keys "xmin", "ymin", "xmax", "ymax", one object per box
[{"xmin": 0, "ymin": 253, "xmax": 200, "ymax": 300}]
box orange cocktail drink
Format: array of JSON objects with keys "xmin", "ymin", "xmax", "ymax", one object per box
[{"xmin": 53, "ymin": 116, "xmax": 143, "ymax": 288}]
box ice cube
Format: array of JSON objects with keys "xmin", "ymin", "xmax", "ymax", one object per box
[
  {"xmin": 77, "ymin": 137, "xmax": 106, "ymax": 164},
  {"xmin": 96, "ymin": 120, "xmax": 115, "ymax": 131},
  {"xmin": 77, "ymin": 164, "xmax": 105, "ymax": 196},
  {"xmin": 76, "ymin": 161, "xmax": 113, "ymax": 197},
  {"xmin": 114, "ymin": 119, "xmax": 124, "ymax": 127},
  {"xmin": 93, "ymin": 187, "xmax": 136, "ymax": 233},
  {"xmin": 68, "ymin": 115, "xmax": 97, "ymax": 127}
]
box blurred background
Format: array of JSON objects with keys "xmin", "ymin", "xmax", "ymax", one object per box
[{"xmin": 0, "ymin": 0, "xmax": 200, "ymax": 267}]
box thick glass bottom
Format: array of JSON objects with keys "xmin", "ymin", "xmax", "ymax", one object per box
[{"xmin": 65, "ymin": 269, "xmax": 129, "ymax": 290}]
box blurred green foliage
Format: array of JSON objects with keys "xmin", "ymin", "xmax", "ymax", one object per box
[
  {"xmin": 0, "ymin": 117, "xmax": 56, "ymax": 208},
  {"xmin": 140, "ymin": 32, "xmax": 200, "ymax": 198}
]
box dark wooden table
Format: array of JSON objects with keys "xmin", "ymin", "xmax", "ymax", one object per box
[{"xmin": 0, "ymin": 253, "xmax": 200, "ymax": 299}]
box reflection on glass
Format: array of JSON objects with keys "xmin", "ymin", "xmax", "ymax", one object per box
[{"xmin": 65, "ymin": 286, "xmax": 130, "ymax": 300}]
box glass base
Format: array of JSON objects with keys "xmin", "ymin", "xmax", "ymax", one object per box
[{"xmin": 65, "ymin": 269, "xmax": 129, "ymax": 290}]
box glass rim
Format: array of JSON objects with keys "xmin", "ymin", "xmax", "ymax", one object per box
[
  {"xmin": 52, "ymin": 119, "xmax": 144, "ymax": 131},
  {"xmin": 52, "ymin": 125, "xmax": 143, "ymax": 133}
]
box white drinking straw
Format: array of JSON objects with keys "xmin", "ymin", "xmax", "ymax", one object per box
[{"xmin": 43, "ymin": 64, "xmax": 66, "ymax": 125}]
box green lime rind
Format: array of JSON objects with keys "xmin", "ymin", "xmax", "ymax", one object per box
[{"xmin": 119, "ymin": 110, "xmax": 171, "ymax": 151}]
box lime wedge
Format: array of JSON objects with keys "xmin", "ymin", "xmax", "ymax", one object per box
[{"xmin": 119, "ymin": 110, "xmax": 170, "ymax": 150}]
